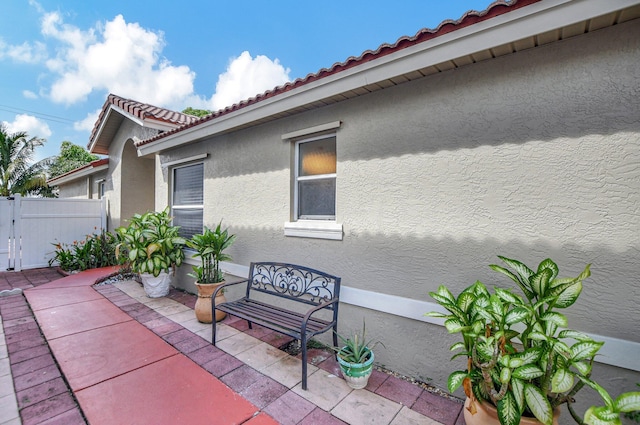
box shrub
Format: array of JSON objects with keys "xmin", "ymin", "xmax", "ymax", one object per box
[{"xmin": 49, "ymin": 229, "xmax": 119, "ymax": 272}]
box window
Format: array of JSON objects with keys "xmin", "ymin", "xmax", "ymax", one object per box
[
  {"xmin": 295, "ymin": 135, "xmax": 336, "ymax": 220},
  {"xmin": 98, "ymin": 180, "xmax": 105, "ymax": 199},
  {"xmin": 171, "ymin": 163, "xmax": 203, "ymax": 240},
  {"xmin": 283, "ymin": 122, "xmax": 342, "ymax": 240}
]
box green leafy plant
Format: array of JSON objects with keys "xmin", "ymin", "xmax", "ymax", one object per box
[
  {"xmin": 49, "ymin": 229, "xmax": 119, "ymax": 271},
  {"xmin": 333, "ymin": 320, "xmax": 384, "ymax": 364},
  {"xmin": 115, "ymin": 208, "xmax": 186, "ymax": 277},
  {"xmin": 626, "ymin": 384, "xmax": 640, "ymax": 423},
  {"xmin": 426, "ymin": 256, "xmax": 640, "ymax": 425},
  {"xmin": 185, "ymin": 221, "xmax": 236, "ymax": 283}
]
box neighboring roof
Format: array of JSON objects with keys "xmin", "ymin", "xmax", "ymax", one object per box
[
  {"xmin": 88, "ymin": 94, "xmax": 199, "ymax": 155},
  {"xmin": 47, "ymin": 158, "xmax": 109, "ymax": 186},
  {"xmin": 136, "ymin": 0, "xmax": 640, "ymax": 155}
]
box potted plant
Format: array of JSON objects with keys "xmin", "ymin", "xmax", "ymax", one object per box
[
  {"xmin": 426, "ymin": 256, "xmax": 640, "ymax": 425},
  {"xmin": 332, "ymin": 320, "xmax": 384, "ymax": 389},
  {"xmin": 115, "ymin": 208, "xmax": 186, "ymax": 298},
  {"xmin": 186, "ymin": 221, "xmax": 236, "ymax": 323}
]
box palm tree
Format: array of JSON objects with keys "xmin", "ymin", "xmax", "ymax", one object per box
[{"xmin": 0, "ymin": 124, "xmax": 54, "ymax": 197}]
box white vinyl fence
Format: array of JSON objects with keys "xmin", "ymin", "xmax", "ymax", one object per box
[{"xmin": 1, "ymin": 194, "xmax": 106, "ymax": 271}]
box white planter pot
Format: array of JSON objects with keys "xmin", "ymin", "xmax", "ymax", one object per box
[{"xmin": 140, "ymin": 270, "xmax": 173, "ymax": 298}]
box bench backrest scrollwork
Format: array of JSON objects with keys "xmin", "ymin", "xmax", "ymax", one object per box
[{"xmin": 246, "ymin": 262, "xmax": 341, "ymax": 309}]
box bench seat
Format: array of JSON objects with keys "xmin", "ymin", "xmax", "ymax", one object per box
[
  {"xmin": 217, "ymin": 299, "xmax": 333, "ymax": 338},
  {"xmin": 211, "ymin": 262, "xmax": 341, "ymax": 390}
]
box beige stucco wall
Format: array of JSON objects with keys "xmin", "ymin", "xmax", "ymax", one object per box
[
  {"xmin": 55, "ymin": 170, "xmax": 107, "ymax": 199},
  {"xmin": 102, "ymin": 120, "xmax": 158, "ymax": 229},
  {"xmin": 55, "ymin": 178, "xmax": 89, "ymax": 199},
  {"xmin": 88, "ymin": 170, "xmax": 107, "ymax": 199},
  {"xmin": 158, "ymin": 20, "xmax": 639, "ymax": 420}
]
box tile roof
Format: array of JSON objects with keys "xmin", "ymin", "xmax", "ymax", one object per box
[
  {"xmin": 47, "ymin": 158, "xmax": 109, "ymax": 185},
  {"xmin": 136, "ymin": 0, "xmax": 539, "ymax": 149},
  {"xmin": 89, "ymin": 94, "xmax": 199, "ymax": 148}
]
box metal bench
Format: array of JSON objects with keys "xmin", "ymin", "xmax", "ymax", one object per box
[{"xmin": 212, "ymin": 262, "xmax": 341, "ymax": 390}]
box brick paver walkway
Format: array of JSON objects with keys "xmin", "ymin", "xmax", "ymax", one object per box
[{"xmin": 0, "ymin": 267, "xmax": 465, "ymax": 425}]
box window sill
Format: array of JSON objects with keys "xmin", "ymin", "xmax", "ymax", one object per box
[{"xmin": 284, "ymin": 221, "xmax": 343, "ymax": 240}]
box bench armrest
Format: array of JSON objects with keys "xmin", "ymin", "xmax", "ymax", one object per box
[
  {"xmin": 212, "ymin": 279, "xmax": 248, "ymax": 298},
  {"xmin": 302, "ymin": 297, "xmax": 339, "ymax": 324}
]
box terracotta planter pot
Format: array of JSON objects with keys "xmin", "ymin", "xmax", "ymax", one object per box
[
  {"xmin": 464, "ymin": 397, "xmax": 560, "ymax": 425},
  {"xmin": 194, "ymin": 281, "xmax": 226, "ymax": 323}
]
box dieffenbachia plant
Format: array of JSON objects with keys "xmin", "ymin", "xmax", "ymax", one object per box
[{"xmin": 426, "ymin": 256, "xmax": 640, "ymax": 425}]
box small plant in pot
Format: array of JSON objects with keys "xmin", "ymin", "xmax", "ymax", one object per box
[
  {"xmin": 332, "ymin": 320, "xmax": 384, "ymax": 389},
  {"xmin": 115, "ymin": 208, "xmax": 186, "ymax": 298},
  {"xmin": 426, "ymin": 256, "xmax": 640, "ymax": 425},
  {"xmin": 186, "ymin": 221, "xmax": 236, "ymax": 323}
]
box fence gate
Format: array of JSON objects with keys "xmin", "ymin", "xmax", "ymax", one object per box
[
  {"xmin": 2, "ymin": 194, "xmax": 106, "ymax": 271},
  {"xmin": 0, "ymin": 198, "xmax": 13, "ymax": 270}
]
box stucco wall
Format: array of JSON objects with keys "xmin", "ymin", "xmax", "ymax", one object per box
[
  {"xmin": 104, "ymin": 120, "xmax": 158, "ymax": 229},
  {"xmin": 159, "ymin": 19, "xmax": 640, "ymax": 419},
  {"xmin": 56, "ymin": 178, "xmax": 88, "ymax": 199}
]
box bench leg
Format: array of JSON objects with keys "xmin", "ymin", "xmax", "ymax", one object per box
[
  {"xmin": 333, "ymin": 322, "xmax": 339, "ymax": 360},
  {"xmin": 211, "ymin": 304, "xmax": 217, "ymax": 346},
  {"xmin": 301, "ymin": 335, "xmax": 308, "ymax": 390}
]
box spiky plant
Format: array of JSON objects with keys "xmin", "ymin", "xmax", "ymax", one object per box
[{"xmin": 186, "ymin": 221, "xmax": 236, "ymax": 283}]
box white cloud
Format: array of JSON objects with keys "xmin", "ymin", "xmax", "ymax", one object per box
[
  {"xmin": 5, "ymin": 4, "xmax": 294, "ymax": 136},
  {"xmin": 0, "ymin": 38, "xmax": 47, "ymax": 64},
  {"xmin": 74, "ymin": 109, "xmax": 101, "ymax": 132},
  {"xmin": 41, "ymin": 12, "xmax": 195, "ymax": 108},
  {"xmin": 2, "ymin": 114, "xmax": 52, "ymax": 139},
  {"xmin": 210, "ymin": 51, "xmax": 291, "ymax": 111},
  {"xmin": 23, "ymin": 90, "xmax": 38, "ymax": 99},
  {"xmin": 9, "ymin": 41, "xmax": 47, "ymax": 63}
]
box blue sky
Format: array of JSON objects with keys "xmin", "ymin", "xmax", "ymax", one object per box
[{"xmin": 1, "ymin": 0, "xmax": 492, "ymax": 161}]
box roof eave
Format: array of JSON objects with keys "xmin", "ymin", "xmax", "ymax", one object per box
[
  {"xmin": 87, "ymin": 106, "xmax": 117, "ymax": 154},
  {"xmin": 88, "ymin": 104, "xmax": 185, "ymax": 155},
  {"xmin": 137, "ymin": 0, "xmax": 640, "ymax": 156},
  {"xmin": 47, "ymin": 161, "xmax": 109, "ymax": 186}
]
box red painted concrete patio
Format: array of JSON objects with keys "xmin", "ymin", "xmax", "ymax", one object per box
[{"xmin": 0, "ymin": 267, "xmax": 466, "ymax": 425}]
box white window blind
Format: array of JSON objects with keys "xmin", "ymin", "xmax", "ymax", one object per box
[{"xmin": 172, "ymin": 163, "xmax": 203, "ymax": 240}]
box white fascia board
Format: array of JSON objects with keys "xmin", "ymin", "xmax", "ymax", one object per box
[
  {"xmin": 137, "ymin": 0, "xmax": 638, "ymax": 156},
  {"xmin": 90, "ymin": 105, "xmax": 180, "ymax": 153},
  {"xmin": 142, "ymin": 118, "xmax": 181, "ymax": 132},
  {"xmin": 47, "ymin": 164, "xmax": 108, "ymax": 186},
  {"xmin": 88, "ymin": 105, "xmax": 145, "ymax": 153},
  {"xmin": 88, "ymin": 106, "xmax": 117, "ymax": 153},
  {"xmin": 108, "ymin": 104, "xmax": 180, "ymax": 132}
]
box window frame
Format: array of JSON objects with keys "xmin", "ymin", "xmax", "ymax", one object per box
[
  {"xmin": 170, "ymin": 161, "xmax": 204, "ymax": 241},
  {"xmin": 293, "ymin": 134, "xmax": 337, "ymax": 221},
  {"xmin": 282, "ymin": 121, "xmax": 343, "ymax": 241},
  {"xmin": 98, "ymin": 180, "xmax": 105, "ymax": 199}
]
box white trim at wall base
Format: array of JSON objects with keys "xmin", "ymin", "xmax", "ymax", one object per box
[{"xmin": 219, "ymin": 262, "xmax": 640, "ymax": 373}]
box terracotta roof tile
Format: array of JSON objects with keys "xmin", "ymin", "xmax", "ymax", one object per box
[
  {"xmin": 136, "ymin": 0, "xmax": 538, "ymax": 149},
  {"xmin": 88, "ymin": 94, "xmax": 199, "ymax": 148}
]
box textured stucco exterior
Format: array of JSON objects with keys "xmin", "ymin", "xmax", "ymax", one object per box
[
  {"xmin": 55, "ymin": 178, "xmax": 89, "ymax": 199},
  {"xmin": 100, "ymin": 120, "xmax": 158, "ymax": 229},
  {"xmin": 155, "ymin": 19, "xmax": 639, "ymax": 418},
  {"xmin": 55, "ymin": 169, "xmax": 108, "ymax": 199}
]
